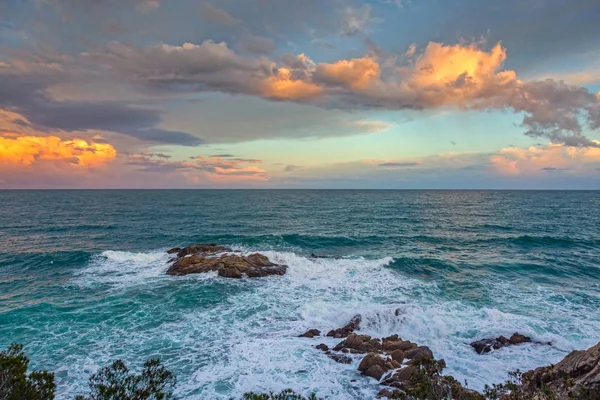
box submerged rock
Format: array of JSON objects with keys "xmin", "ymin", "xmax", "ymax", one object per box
[
  {"xmin": 166, "ymin": 244, "xmax": 287, "ymax": 278},
  {"xmin": 470, "ymin": 332, "xmax": 533, "ymax": 354}
]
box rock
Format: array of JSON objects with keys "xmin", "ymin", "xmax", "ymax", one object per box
[
  {"xmin": 383, "ymin": 338, "xmax": 417, "ymax": 352},
  {"xmin": 521, "ymin": 341, "xmax": 600, "ymax": 399},
  {"xmin": 166, "ymin": 244, "xmax": 287, "ymax": 278},
  {"xmin": 358, "ymin": 353, "xmax": 398, "ymax": 380},
  {"xmin": 316, "ymin": 343, "xmax": 329, "ymax": 352},
  {"xmin": 382, "ymin": 365, "xmax": 417, "ymax": 387},
  {"xmin": 377, "ymin": 388, "xmax": 401, "ymax": 398},
  {"xmin": 390, "ymin": 350, "xmax": 405, "ymax": 363},
  {"xmin": 333, "ymin": 333, "xmax": 382, "ymax": 354},
  {"xmin": 299, "ymin": 329, "xmax": 321, "ymax": 338},
  {"xmin": 309, "ymin": 253, "xmax": 342, "ymax": 259},
  {"xmin": 509, "ymin": 332, "xmax": 532, "ymax": 345},
  {"xmin": 166, "ymin": 247, "xmax": 180, "ymax": 254},
  {"xmin": 405, "ymin": 346, "xmax": 434, "ymax": 361},
  {"xmin": 471, "ymin": 332, "xmax": 534, "ymax": 354},
  {"xmin": 326, "ymin": 315, "xmax": 362, "ymax": 338},
  {"xmin": 328, "ymin": 352, "xmax": 352, "ymax": 364}
]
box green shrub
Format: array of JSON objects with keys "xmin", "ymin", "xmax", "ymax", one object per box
[
  {"xmin": 0, "ymin": 343, "xmax": 55, "ymax": 400},
  {"xmin": 75, "ymin": 359, "xmax": 176, "ymax": 400}
]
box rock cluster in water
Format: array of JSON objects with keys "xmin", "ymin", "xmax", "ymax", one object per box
[
  {"xmin": 299, "ymin": 317, "xmax": 599, "ymax": 399},
  {"xmin": 301, "ymin": 316, "xmax": 481, "ymax": 398},
  {"xmin": 470, "ymin": 332, "xmax": 552, "ymax": 354},
  {"xmin": 165, "ymin": 244, "xmax": 287, "ymax": 278}
]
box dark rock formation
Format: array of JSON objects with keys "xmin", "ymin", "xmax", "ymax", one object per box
[
  {"xmin": 299, "ymin": 329, "xmax": 321, "ymax": 338},
  {"xmin": 470, "ymin": 332, "xmax": 533, "ymax": 354},
  {"xmin": 315, "ymin": 344, "xmax": 329, "ymax": 352},
  {"xmin": 326, "ymin": 315, "xmax": 362, "ymax": 338},
  {"xmin": 521, "ymin": 341, "xmax": 600, "ymax": 399},
  {"xmin": 327, "ymin": 352, "xmax": 353, "ymax": 364},
  {"xmin": 166, "ymin": 244, "xmax": 287, "ymax": 278}
]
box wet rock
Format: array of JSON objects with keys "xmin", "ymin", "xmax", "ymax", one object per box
[
  {"xmin": 509, "ymin": 332, "xmax": 532, "ymax": 345},
  {"xmin": 405, "ymin": 346, "xmax": 434, "ymax": 361},
  {"xmin": 166, "ymin": 244, "xmax": 287, "ymax": 278},
  {"xmin": 309, "ymin": 253, "xmax": 342, "ymax": 259},
  {"xmin": 382, "ymin": 338, "xmax": 417, "ymax": 352},
  {"xmin": 521, "ymin": 341, "xmax": 600, "ymax": 399},
  {"xmin": 358, "ymin": 353, "xmax": 401, "ymax": 381},
  {"xmin": 390, "ymin": 350, "xmax": 405, "ymax": 363},
  {"xmin": 299, "ymin": 329, "xmax": 321, "ymax": 338},
  {"xmin": 315, "ymin": 343, "xmax": 329, "ymax": 352},
  {"xmin": 471, "ymin": 332, "xmax": 533, "ymax": 354},
  {"xmin": 166, "ymin": 247, "xmax": 180, "ymax": 254},
  {"xmin": 327, "ymin": 352, "xmax": 352, "ymax": 364},
  {"xmin": 333, "ymin": 333, "xmax": 382, "ymax": 354},
  {"xmin": 326, "ymin": 315, "xmax": 362, "ymax": 338},
  {"xmin": 381, "ymin": 365, "xmax": 417, "ymax": 388},
  {"xmin": 377, "ymin": 388, "xmax": 401, "ymax": 398}
]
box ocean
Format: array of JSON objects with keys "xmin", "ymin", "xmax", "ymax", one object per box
[{"xmin": 1, "ymin": 190, "xmax": 599, "ymax": 399}]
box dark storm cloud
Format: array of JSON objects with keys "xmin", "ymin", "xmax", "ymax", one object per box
[{"xmin": 0, "ymin": 66, "xmax": 202, "ymax": 146}]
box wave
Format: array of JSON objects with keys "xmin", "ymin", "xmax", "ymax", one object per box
[{"xmin": 40, "ymin": 247, "xmax": 597, "ymax": 399}]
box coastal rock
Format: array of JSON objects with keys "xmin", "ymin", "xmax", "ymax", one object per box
[
  {"xmin": 315, "ymin": 343, "xmax": 329, "ymax": 351},
  {"xmin": 299, "ymin": 329, "xmax": 321, "ymax": 338},
  {"xmin": 327, "ymin": 352, "xmax": 352, "ymax": 364},
  {"xmin": 404, "ymin": 346, "xmax": 434, "ymax": 361},
  {"xmin": 166, "ymin": 244, "xmax": 287, "ymax": 278},
  {"xmin": 326, "ymin": 315, "xmax": 361, "ymax": 338},
  {"xmin": 470, "ymin": 332, "xmax": 533, "ymax": 354},
  {"xmin": 333, "ymin": 333, "xmax": 382, "ymax": 354},
  {"xmin": 521, "ymin": 341, "xmax": 600, "ymax": 399},
  {"xmin": 358, "ymin": 353, "xmax": 400, "ymax": 380}
]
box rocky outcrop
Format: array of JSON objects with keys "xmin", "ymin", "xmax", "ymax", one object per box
[
  {"xmin": 521, "ymin": 341, "xmax": 600, "ymax": 399},
  {"xmin": 470, "ymin": 332, "xmax": 534, "ymax": 354},
  {"xmin": 299, "ymin": 329, "xmax": 321, "ymax": 338},
  {"xmin": 166, "ymin": 244, "xmax": 287, "ymax": 278},
  {"xmin": 326, "ymin": 315, "xmax": 362, "ymax": 338}
]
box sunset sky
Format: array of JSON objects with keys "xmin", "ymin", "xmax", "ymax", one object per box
[{"xmin": 1, "ymin": 0, "xmax": 600, "ymax": 188}]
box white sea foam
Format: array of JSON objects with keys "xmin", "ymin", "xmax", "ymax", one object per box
[{"xmin": 58, "ymin": 248, "xmax": 600, "ymax": 399}]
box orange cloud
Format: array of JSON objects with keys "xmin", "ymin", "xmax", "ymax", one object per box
[
  {"xmin": 315, "ymin": 57, "xmax": 380, "ymax": 90},
  {"xmin": 490, "ymin": 142, "xmax": 600, "ymax": 175},
  {"xmin": 0, "ymin": 135, "xmax": 117, "ymax": 168},
  {"xmin": 261, "ymin": 67, "xmax": 322, "ymax": 100}
]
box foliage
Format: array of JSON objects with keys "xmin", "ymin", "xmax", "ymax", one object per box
[
  {"xmin": 0, "ymin": 344, "xmax": 55, "ymax": 400},
  {"xmin": 241, "ymin": 389, "xmax": 320, "ymax": 400},
  {"xmin": 75, "ymin": 359, "xmax": 176, "ymax": 400}
]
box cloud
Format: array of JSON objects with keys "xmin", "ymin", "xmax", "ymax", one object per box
[
  {"xmin": 125, "ymin": 153, "xmax": 268, "ymax": 181},
  {"xmin": 210, "ymin": 153, "xmax": 235, "ymax": 157},
  {"xmin": 378, "ymin": 162, "xmax": 419, "ymax": 168},
  {"xmin": 490, "ymin": 142, "xmax": 600, "ymax": 175},
  {"xmin": 284, "ymin": 164, "xmax": 302, "ymax": 172},
  {"xmin": 339, "ymin": 4, "xmax": 376, "ymax": 36},
  {"xmin": 238, "ymin": 35, "xmax": 276, "ymax": 55},
  {"xmin": 135, "ymin": 0, "xmax": 159, "ymax": 12},
  {"xmin": 0, "ymin": 135, "xmax": 117, "ymax": 168},
  {"xmin": 314, "ymin": 58, "xmax": 380, "ymax": 90},
  {"xmin": 86, "ymin": 39, "xmax": 600, "ymax": 146},
  {"xmin": 0, "ymin": 63, "xmax": 203, "ymax": 146},
  {"xmin": 199, "ymin": 2, "xmax": 241, "ymax": 27}
]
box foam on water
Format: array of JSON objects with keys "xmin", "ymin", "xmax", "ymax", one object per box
[{"xmin": 36, "ymin": 247, "xmax": 600, "ymax": 399}]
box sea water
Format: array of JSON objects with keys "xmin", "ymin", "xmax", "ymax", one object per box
[{"xmin": 1, "ymin": 190, "xmax": 599, "ymax": 399}]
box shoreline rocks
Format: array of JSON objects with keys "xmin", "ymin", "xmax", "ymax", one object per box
[
  {"xmin": 300, "ymin": 318, "xmax": 597, "ymax": 399},
  {"xmin": 165, "ymin": 243, "xmax": 287, "ymax": 278},
  {"xmin": 470, "ymin": 332, "xmax": 551, "ymax": 354}
]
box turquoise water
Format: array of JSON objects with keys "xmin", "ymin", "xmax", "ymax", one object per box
[{"xmin": 1, "ymin": 190, "xmax": 599, "ymax": 399}]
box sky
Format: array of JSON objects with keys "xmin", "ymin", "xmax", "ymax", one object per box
[{"xmin": 1, "ymin": 0, "xmax": 600, "ymax": 189}]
